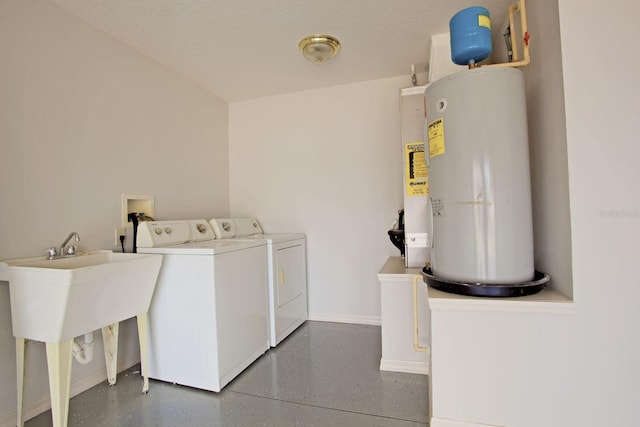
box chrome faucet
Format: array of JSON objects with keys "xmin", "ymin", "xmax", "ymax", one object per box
[
  {"xmin": 60, "ymin": 232, "xmax": 80, "ymax": 256},
  {"xmin": 46, "ymin": 232, "xmax": 81, "ymax": 259}
]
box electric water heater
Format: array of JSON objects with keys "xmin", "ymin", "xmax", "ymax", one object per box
[{"xmin": 426, "ymin": 67, "xmax": 535, "ymax": 284}]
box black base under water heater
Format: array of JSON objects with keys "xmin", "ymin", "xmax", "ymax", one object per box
[{"xmin": 422, "ymin": 267, "xmax": 549, "ymax": 297}]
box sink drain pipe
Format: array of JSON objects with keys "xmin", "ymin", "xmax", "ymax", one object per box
[{"xmin": 72, "ymin": 332, "xmax": 95, "ymax": 364}]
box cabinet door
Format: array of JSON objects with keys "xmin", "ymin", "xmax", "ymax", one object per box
[{"xmin": 275, "ymin": 244, "xmax": 305, "ymax": 307}]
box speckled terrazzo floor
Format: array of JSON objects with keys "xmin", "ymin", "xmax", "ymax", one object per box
[{"xmin": 25, "ymin": 321, "xmax": 429, "ymax": 426}]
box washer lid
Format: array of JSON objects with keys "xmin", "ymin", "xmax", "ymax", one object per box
[
  {"xmin": 238, "ymin": 233, "xmax": 305, "ymax": 244},
  {"xmin": 138, "ymin": 238, "xmax": 265, "ymax": 255}
]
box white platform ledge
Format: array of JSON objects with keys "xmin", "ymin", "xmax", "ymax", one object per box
[
  {"xmin": 379, "ymin": 257, "xmax": 575, "ymax": 315},
  {"xmin": 427, "ymin": 286, "xmax": 575, "ymax": 314}
]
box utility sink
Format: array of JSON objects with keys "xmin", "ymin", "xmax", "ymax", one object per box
[
  {"xmin": 0, "ymin": 250, "xmax": 163, "ymax": 343},
  {"xmin": 0, "ymin": 250, "xmax": 163, "ymax": 427}
]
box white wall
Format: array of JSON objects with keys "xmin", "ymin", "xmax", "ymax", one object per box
[
  {"xmin": 559, "ymin": 0, "xmax": 640, "ymax": 422},
  {"xmin": 0, "ymin": 1, "xmax": 228, "ymax": 424},
  {"xmin": 229, "ymin": 76, "xmax": 415, "ymax": 323},
  {"xmin": 522, "ymin": 0, "xmax": 573, "ymax": 299}
]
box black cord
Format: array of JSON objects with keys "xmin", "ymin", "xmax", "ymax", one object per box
[
  {"xmin": 128, "ymin": 213, "xmax": 139, "ymax": 253},
  {"xmin": 120, "ymin": 235, "xmax": 126, "ymax": 253}
]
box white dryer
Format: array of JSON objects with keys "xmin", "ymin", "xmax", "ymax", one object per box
[
  {"xmin": 210, "ymin": 218, "xmax": 307, "ymax": 347},
  {"xmin": 136, "ymin": 220, "xmax": 268, "ymax": 392}
]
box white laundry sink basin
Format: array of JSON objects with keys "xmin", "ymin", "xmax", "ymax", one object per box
[{"xmin": 0, "ymin": 251, "xmax": 163, "ymax": 343}]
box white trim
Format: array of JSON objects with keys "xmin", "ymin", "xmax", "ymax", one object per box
[
  {"xmin": 400, "ymin": 85, "xmax": 428, "ymax": 96},
  {"xmin": 380, "ymin": 358, "xmax": 429, "ymax": 375},
  {"xmin": 427, "ymin": 287, "xmax": 575, "ymax": 315},
  {"xmin": 307, "ymin": 312, "xmax": 381, "ymax": 326},
  {"xmin": 431, "ymin": 416, "xmax": 505, "ymax": 427},
  {"xmin": 0, "ymin": 355, "xmax": 140, "ymax": 427}
]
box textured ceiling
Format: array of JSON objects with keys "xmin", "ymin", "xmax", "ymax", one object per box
[{"xmin": 53, "ymin": 0, "xmax": 512, "ymax": 101}]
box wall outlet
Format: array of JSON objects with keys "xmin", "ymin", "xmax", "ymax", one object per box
[{"xmin": 115, "ymin": 227, "xmax": 127, "ymax": 247}]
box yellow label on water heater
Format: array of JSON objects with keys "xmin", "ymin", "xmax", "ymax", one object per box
[
  {"xmin": 405, "ymin": 142, "xmax": 428, "ymax": 196},
  {"xmin": 478, "ymin": 14, "xmax": 491, "ymax": 30},
  {"xmin": 428, "ymin": 118, "xmax": 445, "ymax": 158}
]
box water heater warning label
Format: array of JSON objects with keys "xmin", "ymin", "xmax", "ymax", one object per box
[
  {"xmin": 405, "ymin": 142, "xmax": 428, "ymax": 197},
  {"xmin": 428, "ymin": 118, "xmax": 445, "ymax": 158},
  {"xmin": 432, "ymin": 198, "xmax": 445, "ymax": 217}
]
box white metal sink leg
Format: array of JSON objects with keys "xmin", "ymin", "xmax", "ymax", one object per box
[
  {"xmin": 136, "ymin": 312, "xmax": 149, "ymax": 393},
  {"xmin": 15, "ymin": 337, "xmax": 26, "ymax": 427},
  {"xmin": 14, "ymin": 318, "xmax": 146, "ymax": 427},
  {"xmin": 101, "ymin": 323, "xmax": 119, "ymax": 385},
  {"xmin": 45, "ymin": 340, "xmax": 73, "ymax": 427}
]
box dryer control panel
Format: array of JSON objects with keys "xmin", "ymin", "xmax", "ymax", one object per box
[{"xmin": 210, "ymin": 218, "xmax": 263, "ymax": 238}]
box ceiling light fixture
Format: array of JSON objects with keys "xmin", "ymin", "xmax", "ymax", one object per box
[{"xmin": 298, "ymin": 35, "xmax": 341, "ymax": 64}]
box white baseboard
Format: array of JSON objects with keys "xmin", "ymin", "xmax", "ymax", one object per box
[
  {"xmin": 380, "ymin": 358, "xmax": 429, "ymax": 375},
  {"xmin": 431, "ymin": 417, "xmax": 505, "ymax": 427},
  {"xmin": 0, "ymin": 354, "xmax": 140, "ymax": 427},
  {"xmin": 307, "ymin": 312, "xmax": 381, "ymax": 326}
]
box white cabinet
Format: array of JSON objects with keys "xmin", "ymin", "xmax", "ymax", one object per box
[
  {"xmin": 427, "ymin": 286, "xmax": 574, "ymax": 427},
  {"xmin": 378, "ymin": 257, "xmax": 430, "ymax": 375}
]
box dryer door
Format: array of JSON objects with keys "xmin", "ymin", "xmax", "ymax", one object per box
[{"xmin": 275, "ymin": 244, "xmax": 305, "ymax": 307}]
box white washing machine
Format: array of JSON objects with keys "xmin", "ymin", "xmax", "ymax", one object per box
[
  {"xmin": 210, "ymin": 218, "xmax": 307, "ymax": 347},
  {"xmin": 136, "ymin": 219, "xmax": 268, "ymax": 392}
]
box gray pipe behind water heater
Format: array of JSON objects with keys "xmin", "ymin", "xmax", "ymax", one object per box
[{"xmin": 426, "ymin": 67, "xmax": 534, "ymax": 284}]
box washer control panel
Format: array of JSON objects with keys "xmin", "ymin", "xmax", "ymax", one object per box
[
  {"xmin": 209, "ymin": 218, "xmax": 237, "ymax": 238},
  {"xmin": 188, "ymin": 220, "xmax": 216, "ymax": 241},
  {"xmin": 137, "ymin": 220, "xmax": 215, "ymax": 247}
]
